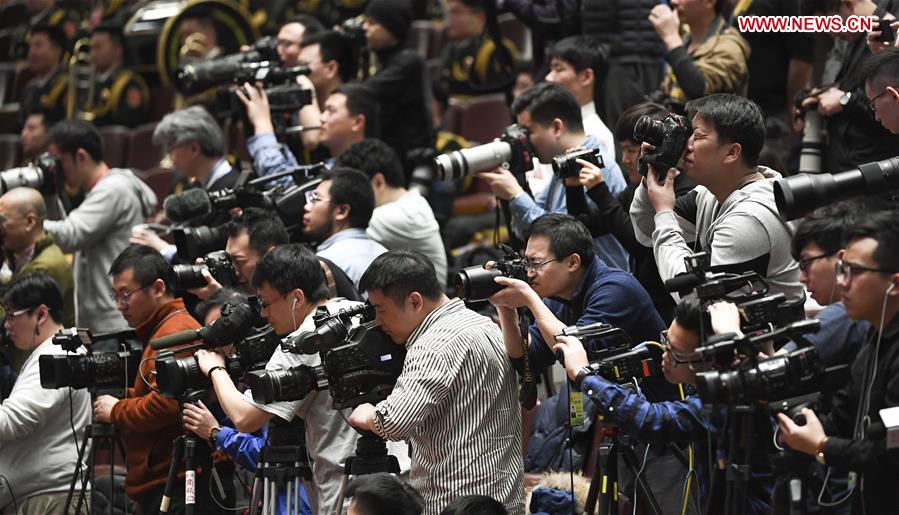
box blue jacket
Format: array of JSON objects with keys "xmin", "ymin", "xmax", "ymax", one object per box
[{"xmin": 782, "ymin": 302, "xmax": 868, "ymax": 367}]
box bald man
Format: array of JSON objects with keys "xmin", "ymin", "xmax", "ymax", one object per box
[{"xmin": 0, "ymin": 188, "xmax": 75, "ymax": 366}]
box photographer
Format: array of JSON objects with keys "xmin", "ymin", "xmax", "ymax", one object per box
[
  {"xmin": 44, "ymin": 120, "xmax": 158, "ymax": 336},
  {"xmin": 299, "ymin": 31, "xmax": 353, "ymax": 111},
  {"xmin": 303, "ymin": 167, "xmax": 387, "ymax": 288},
  {"xmin": 630, "ymin": 93, "xmax": 803, "ymax": 301},
  {"xmin": 92, "ymin": 245, "xmax": 204, "ymax": 514},
  {"xmin": 335, "ymin": 139, "xmax": 448, "ymax": 286},
  {"xmin": 192, "ymin": 244, "xmax": 364, "ymax": 514},
  {"xmin": 478, "ymin": 82, "xmax": 629, "ymax": 270},
  {"xmin": 863, "ymin": 46, "xmax": 899, "ymax": 135},
  {"xmin": 362, "ymin": 0, "xmax": 434, "ymax": 166},
  {"xmin": 348, "ymin": 250, "xmax": 524, "ymax": 515},
  {"xmin": 778, "ymin": 212, "xmax": 899, "ymax": 513},
  {"xmin": 0, "ymin": 273, "xmax": 90, "ymax": 514}
]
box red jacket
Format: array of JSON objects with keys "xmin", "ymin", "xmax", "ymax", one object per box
[{"xmin": 110, "ymin": 298, "xmax": 200, "ymax": 500}]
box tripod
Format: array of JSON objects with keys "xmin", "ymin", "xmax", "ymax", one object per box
[
  {"xmin": 65, "ymin": 389, "xmax": 128, "ymax": 515},
  {"xmin": 249, "ymin": 418, "xmax": 314, "ymax": 515},
  {"xmin": 584, "ymin": 425, "xmax": 662, "ymax": 515},
  {"xmin": 334, "ymin": 432, "xmax": 401, "ymax": 514},
  {"xmin": 722, "ymin": 405, "xmax": 757, "ymax": 515}
]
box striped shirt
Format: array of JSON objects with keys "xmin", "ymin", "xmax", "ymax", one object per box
[{"xmin": 372, "ymin": 298, "xmax": 525, "ymax": 515}]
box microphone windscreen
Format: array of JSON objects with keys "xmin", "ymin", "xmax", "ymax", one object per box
[
  {"xmin": 664, "ymin": 273, "xmax": 702, "ymax": 295},
  {"xmin": 163, "ymin": 189, "xmax": 211, "ymax": 223}
]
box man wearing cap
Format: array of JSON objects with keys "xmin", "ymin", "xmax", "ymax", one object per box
[{"xmin": 362, "ymin": 0, "xmax": 434, "ymax": 172}]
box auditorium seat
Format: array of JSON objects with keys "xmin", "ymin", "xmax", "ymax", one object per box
[
  {"xmin": 148, "ymin": 86, "xmax": 173, "ymax": 123},
  {"xmin": 98, "ymin": 125, "xmax": 130, "ymax": 169},
  {"xmin": 0, "ymin": 1, "xmax": 28, "ymax": 30},
  {"xmin": 0, "ymin": 134, "xmax": 21, "ymax": 169},
  {"xmin": 126, "ymin": 122, "xmax": 164, "ymax": 171},
  {"xmin": 137, "ymin": 167, "xmax": 175, "ymax": 211},
  {"xmin": 0, "ymin": 62, "xmax": 17, "ymax": 105},
  {"xmin": 446, "ymin": 94, "xmax": 512, "ymax": 144},
  {"xmin": 498, "ymin": 13, "xmax": 533, "ymax": 65}
]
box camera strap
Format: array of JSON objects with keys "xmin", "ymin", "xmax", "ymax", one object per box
[{"xmin": 516, "ymin": 307, "xmax": 537, "ymax": 410}]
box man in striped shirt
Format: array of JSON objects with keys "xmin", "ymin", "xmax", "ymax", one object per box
[{"xmin": 348, "ymin": 250, "xmax": 525, "ymax": 514}]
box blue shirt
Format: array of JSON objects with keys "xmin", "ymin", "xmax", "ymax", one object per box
[
  {"xmin": 246, "ymin": 133, "xmax": 302, "ymax": 187},
  {"xmin": 510, "ymin": 134, "xmax": 630, "ymax": 270},
  {"xmin": 781, "ymin": 302, "xmax": 868, "ymax": 367},
  {"xmin": 315, "ymin": 228, "xmax": 388, "ymax": 289}
]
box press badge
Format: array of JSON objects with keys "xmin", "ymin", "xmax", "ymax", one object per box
[{"xmin": 569, "ymin": 390, "xmax": 585, "ymax": 426}]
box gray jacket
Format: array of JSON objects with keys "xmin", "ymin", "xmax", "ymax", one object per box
[{"xmin": 45, "ymin": 168, "xmax": 157, "ymax": 334}]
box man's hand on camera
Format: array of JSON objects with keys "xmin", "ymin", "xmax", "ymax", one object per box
[
  {"xmin": 645, "ymin": 166, "xmax": 677, "ymax": 212},
  {"xmin": 577, "ymin": 158, "xmax": 605, "ymax": 190},
  {"xmin": 815, "ymin": 87, "xmax": 844, "ymax": 117},
  {"xmin": 649, "ymin": 3, "xmax": 682, "ymax": 50},
  {"xmin": 195, "ymin": 349, "xmax": 227, "ymax": 377},
  {"xmin": 552, "ymin": 336, "xmax": 589, "ymax": 382},
  {"xmin": 129, "ymin": 228, "xmax": 169, "ymax": 253},
  {"xmin": 348, "ymin": 403, "xmax": 376, "ymax": 432},
  {"xmin": 708, "ymin": 301, "xmax": 743, "ymax": 336},
  {"xmin": 183, "ymin": 400, "xmax": 220, "ymax": 440},
  {"xmin": 478, "ymin": 167, "xmax": 524, "ymax": 201},
  {"xmin": 234, "ymin": 82, "xmax": 275, "ymax": 135},
  {"xmin": 867, "ymin": 15, "xmax": 899, "ymax": 55},
  {"xmin": 187, "ymin": 266, "xmax": 223, "ymax": 301},
  {"xmin": 93, "ymin": 395, "xmax": 119, "ymax": 423},
  {"xmin": 488, "ymin": 276, "xmax": 538, "ymax": 310},
  {"xmin": 777, "ymin": 408, "xmax": 827, "ymax": 456}
]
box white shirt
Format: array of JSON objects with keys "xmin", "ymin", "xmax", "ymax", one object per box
[{"xmin": 582, "ymin": 101, "xmax": 616, "ymax": 157}]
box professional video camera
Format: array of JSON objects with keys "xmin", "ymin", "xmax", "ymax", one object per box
[
  {"xmin": 171, "ymin": 250, "xmax": 237, "ymax": 290},
  {"xmin": 774, "ymin": 155, "xmax": 899, "ymax": 220},
  {"xmin": 433, "ymin": 124, "xmax": 535, "ymax": 181},
  {"xmin": 633, "ymin": 113, "xmax": 691, "ymax": 184},
  {"xmin": 172, "ymin": 224, "xmax": 229, "ymax": 263},
  {"xmin": 245, "ymin": 303, "xmax": 406, "ymax": 409},
  {"xmin": 552, "ymin": 148, "xmax": 602, "ymax": 179},
  {"xmin": 455, "ymin": 245, "xmax": 529, "ymax": 302},
  {"xmin": 175, "ymin": 57, "xmax": 311, "ymax": 97},
  {"xmin": 39, "ymin": 328, "xmax": 141, "ymax": 391},
  {"xmin": 0, "ymin": 152, "xmax": 63, "ymax": 196},
  {"xmin": 577, "ymin": 340, "xmax": 663, "ymax": 386}
]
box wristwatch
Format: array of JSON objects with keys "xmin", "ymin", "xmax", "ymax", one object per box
[
  {"xmin": 839, "ymin": 91, "xmax": 852, "ymax": 107},
  {"xmin": 815, "ymin": 437, "xmax": 828, "ymax": 465},
  {"xmin": 208, "ymin": 427, "xmax": 221, "ymax": 448},
  {"xmin": 573, "ymin": 363, "xmax": 601, "ymax": 390}
]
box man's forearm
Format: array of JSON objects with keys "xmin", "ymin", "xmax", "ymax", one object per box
[
  {"xmin": 498, "ymin": 307, "xmax": 524, "ymax": 359},
  {"xmin": 529, "ymin": 298, "xmax": 567, "ymax": 351},
  {"xmin": 210, "ymin": 369, "xmax": 270, "ymax": 433}
]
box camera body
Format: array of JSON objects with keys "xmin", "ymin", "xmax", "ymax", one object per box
[
  {"xmin": 455, "ymin": 247, "xmax": 529, "ymax": 302},
  {"xmin": 172, "ymin": 250, "xmax": 237, "ymax": 291},
  {"xmin": 634, "ymin": 114, "xmax": 691, "ymax": 184},
  {"xmin": 582, "ymin": 342, "xmax": 663, "ymax": 386},
  {"xmin": 0, "ymin": 152, "xmax": 63, "ymax": 196},
  {"xmin": 434, "ymin": 124, "xmax": 535, "ymax": 181},
  {"xmin": 552, "ymin": 148, "xmax": 602, "ymax": 179},
  {"xmin": 40, "ymin": 328, "xmax": 141, "ymax": 392}
]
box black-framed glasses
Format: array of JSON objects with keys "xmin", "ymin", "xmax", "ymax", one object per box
[
  {"xmin": 835, "ymin": 259, "xmax": 897, "ymax": 284},
  {"xmin": 109, "ymin": 282, "xmax": 155, "ymax": 305},
  {"xmin": 798, "ymin": 252, "xmax": 835, "ymax": 272},
  {"xmin": 524, "ymin": 257, "xmax": 559, "ymax": 273},
  {"xmin": 661, "ymin": 330, "xmax": 704, "ymax": 366},
  {"xmin": 4, "ymin": 307, "xmax": 34, "ymax": 322},
  {"xmin": 256, "ymin": 294, "xmax": 287, "ymax": 310},
  {"xmin": 867, "ymin": 87, "xmax": 892, "ymax": 112}
]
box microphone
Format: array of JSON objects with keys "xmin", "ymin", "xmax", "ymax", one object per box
[
  {"xmin": 163, "ymin": 189, "xmax": 212, "ymax": 223},
  {"xmin": 554, "ymin": 322, "xmax": 615, "ymax": 339},
  {"xmin": 151, "ymin": 329, "xmax": 202, "ymax": 350},
  {"xmin": 664, "ymin": 272, "xmax": 703, "ymax": 295}
]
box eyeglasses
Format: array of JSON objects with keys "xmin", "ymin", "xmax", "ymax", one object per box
[
  {"xmin": 798, "ymin": 252, "xmax": 835, "ymax": 272},
  {"xmin": 524, "ymin": 257, "xmax": 559, "ymax": 272},
  {"xmin": 868, "ymin": 88, "xmax": 892, "ymax": 112},
  {"xmin": 4, "ymin": 307, "xmax": 34, "ymax": 322},
  {"xmin": 109, "ymin": 282, "xmax": 154, "ymax": 305},
  {"xmin": 835, "ymin": 259, "xmax": 897, "ymax": 284},
  {"xmin": 661, "ymin": 330, "xmax": 703, "ymax": 366},
  {"xmin": 305, "ymin": 191, "xmax": 330, "ymax": 205},
  {"xmin": 256, "ymin": 294, "xmax": 286, "ymax": 310}
]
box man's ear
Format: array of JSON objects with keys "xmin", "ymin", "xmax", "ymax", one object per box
[
  {"xmin": 567, "ymin": 253, "xmax": 582, "ymax": 272},
  {"xmin": 409, "ymin": 291, "xmax": 424, "ymax": 310},
  {"xmin": 551, "ymin": 118, "xmax": 565, "ymax": 138},
  {"xmin": 579, "ymin": 67, "xmax": 594, "ymax": 90},
  {"xmin": 324, "ymin": 59, "xmax": 339, "ymax": 80},
  {"xmin": 371, "ymin": 172, "xmax": 386, "ymax": 190},
  {"xmin": 351, "ymin": 113, "xmax": 366, "ymax": 134},
  {"xmin": 333, "ymin": 203, "xmax": 350, "ymax": 221},
  {"xmin": 722, "ymin": 142, "xmax": 743, "ymax": 166}
]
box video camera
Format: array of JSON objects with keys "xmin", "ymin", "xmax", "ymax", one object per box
[
  {"xmin": 0, "ymin": 152, "xmax": 63, "ymax": 196},
  {"xmin": 171, "ymin": 250, "xmax": 237, "ymax": 291},
  {"xmin": 433, "ymin": 124, "xmax": 535, "ymax": 181},
  {"xmin": 39, "ymin": 329, "xmax": 141, "ymax": 393},
  {"xmin": 579, "ymin": 341, "xmax": 663, "ymax": 386},
  {"xmin": 633, "ymin": 113, "xmax": 691, "ymax": 184},
  {"xmin": 455, "ymin": 245, "xmax": 528, "ymax": 302},
  {"xmin": 551, "ymin": 148, "xmax": 602, "ymax": 179},
  {"xmin": 175, "ymin": 57, "xmax": 310, "ymax": 97},
  {"xmin": 245, "ymin": 303, "xmax": 406, "ymax": 410}
]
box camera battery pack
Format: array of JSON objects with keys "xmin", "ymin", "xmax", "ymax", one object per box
[{"xmin": 879, "ymin": 406, "xmax": 899, "ymax": 449}]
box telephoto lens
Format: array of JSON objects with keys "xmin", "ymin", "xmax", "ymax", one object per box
[
  {"xmin": 171, "ymin": 250, "xmax": 236, "ymax": 290},
  {"xmin": 244, "ymin": 365, "xmax": 327, "ymax": 404}
]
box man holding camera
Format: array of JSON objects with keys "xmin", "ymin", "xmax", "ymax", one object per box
[
  {"xmin": 778, "ymin": 212, "xmax": 899, "ymax": 513},
  {"xmin": 193, "ymin": 243, "xmax": 366, "ymax": 514},
  {"xmin": 91, "ymin": 245, "xmax": 204, "ymax": 514},
  {"xmin": 630, "ymin": 93, "xmax": 803, "ymax": 301},
  {"xmin": 348, "ymin": 250, "xmax": 524, "ymax": 515},
  {"xmin": 0, "ymin": 273, "xmax": 90, "ymax": 514},
  {"xmin": 43, "ymin": 120, "xmax": 158, "ymax": 336},
  {"xmin": 478, "ymin": 82, "xmax": 629, "ymax": 271}
]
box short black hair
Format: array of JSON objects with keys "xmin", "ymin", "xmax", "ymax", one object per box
[
  {"xmin": 844, "ymin": 211, "xmax": 899, "ymax": 273},
  {"xmin": 345, "ymin": 473, "xmax": 424, "ymax": 515},
  {"xmin": 284, "ymin": 14, "xmax": 325, "ymax": 35},
  {"xmin": 512, "ymin": 82, "xmax": 584, "ymax": 133},
  {"xmin": 615, "ymin": 102, "xmax": 668, "ymax": 143},
  {"xmin": 861, "ymin": 47, "xmax": 899, "ymax": 92},
  {"xmin": 2, "ymin": 272, "xmax": 64, "ymax": 324},
  {"xmin": 31, "ymin": 24, "xmax": 68, "ymax": 52},
  {"xmin": 250, "ymin": 243, "xmax": 330, "ymax": 302},
  {"xmin": 439, "ymin": 495, "xmax": 507, "ymax": 515},
  {"xmin": 323, "ymin": 167, "xmax": 376, "ymax": 229},
  {"xmin": 301, "ymin": 31, "xmax": 355, "ymax": 83},
  {"xmin": 548, "ymin": 35, "xmax": 609, "ymax": 88},
  {"xmin": 334, "ymin": 83, "xmax": 380, "ymax": 138},
  {"xmin": 527, "ymin": 213, "xmax": 596, "ymax": 266},
  {"xmin": 673, "ymin": 294, "xmax": 702, "ymax": 336},
  {"xmin": 91, "ymin": 21, "xmax": 125, "ymax": 47},
  {"xmin": 685, "ymin": 94, "xmax": 765, "ymax": 167},
  {"xmin": 359, "ymin": 250, "xmax": 444, "ymax": 305},
  {"xmin": 791, "ymin": 202, "xmax": 861, "ymax": 261},
  {"xmin": 109, "ymin": 244, "xmax": 174, "ymax": 294},
  {"xmin": 336, "ymin": 139, "xmax": 404, "ymax": 188},
  {"xmin": 48, "ymin": 119, "xmax": 104, "ymax": 162},
  {"xmin": 226, "ymin": 207, "xmax": 290, "ymax": 256},
  {"xmin": 195, "ymin": 288, "xmax": 248, "ymax": 322}
]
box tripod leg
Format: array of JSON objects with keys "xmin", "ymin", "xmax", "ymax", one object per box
[
  {"xmin": 65, "ymin": 425, "xmax": 91, "ymax": 515},
  {"xmin": 161, "ymin": 436, "xmax": 185, "ymax": 513},
  {"xmin": 184, "ymin": 436, "xmax": 196, "ymax": 515},
  {"xmin": 335, "ymin": 474, "xmax": 349, "ymax": 515}
]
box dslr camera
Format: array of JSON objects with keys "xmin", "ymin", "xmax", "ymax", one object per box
[
  {"xmin": 633, "ymin": 113, "xmax": 691, "ymax": 184},
  {"xmin": 455, "ymin": 245, "xmax": 529, "ymax": 302},
  {"xmin": 171, "ymin": 250, "xmax": 237, "ymax": 291},
  {"xmin": 39, "ymin": 328, "xmax": 141, "ymax": 393},
  {"xmin": 433, "ymin": 124, "xmax": 535, "ymax": 181},
  {"xmin": 552, "ymin": 148, "xmax": 602, "ymax": 179},
  {"xmin": 0, "ymin": 152, "xmax": 63, "ymax": 196}
]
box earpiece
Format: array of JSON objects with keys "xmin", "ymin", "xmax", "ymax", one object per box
[
  {"xmin": 292, "ymin": 298, "xmax": 298, "ymax": 308},
  {"xmin": 887, "ymin": 283, "xmax": 896, "ymax": 295}
]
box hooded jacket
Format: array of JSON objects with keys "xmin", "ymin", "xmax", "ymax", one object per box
[{"xmin": 45, "ymin": 168, "xmax": 157, "ymax": 334}]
